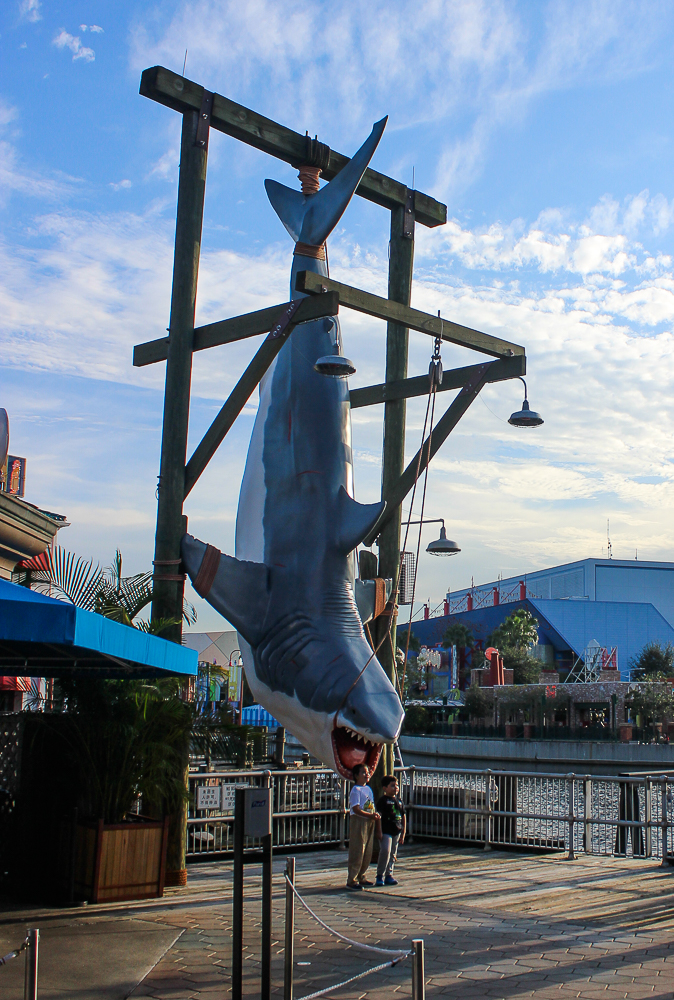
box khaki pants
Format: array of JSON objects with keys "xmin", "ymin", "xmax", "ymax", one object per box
[{"xmin": 347, "ymin": 814, "xmax": 375, "ymax": 884}]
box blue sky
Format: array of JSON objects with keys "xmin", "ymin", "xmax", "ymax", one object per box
[{"xmin": 3, "ymin": 0, "xmax": 674, "ymax": 631}]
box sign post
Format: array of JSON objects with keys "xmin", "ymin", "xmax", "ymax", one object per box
[{"xmin": 232, "ymin": 785, "xmax": 273, "ymax": 1000}]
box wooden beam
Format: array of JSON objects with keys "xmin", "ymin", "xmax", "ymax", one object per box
[
  {"xmin": 296, "ymin": 272, "xmax": 524, "ymax": 359},
  {"xmin": 349, "ymin": 355, "xmax": 526, "ymax": 408},
  {"xmin": 363, "ymin": 363, "xmax": 493, "ymax": 546},
  {"xmin": 183, "ymin": 306, "xmax": 304, "ymax": 497},
  {"xmin": 140, "ymin": 67, "xmax": 447, "ymax": 229},
  {"xmin": 133, "ymin": 292, "xmax": 339, "ymax": 367}
]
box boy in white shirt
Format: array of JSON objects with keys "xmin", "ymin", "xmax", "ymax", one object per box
[{"xmin": 346, "ymin": 763, "xmax": 380, "ymax": 890}]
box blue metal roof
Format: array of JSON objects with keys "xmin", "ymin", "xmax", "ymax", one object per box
[
  {"xmin": 409, "ymin": 598, "xmax": 674, "ymax": 679},
  {"xmin": 0, "ymin": 578, "xmax": 197, "ymax": 678}
]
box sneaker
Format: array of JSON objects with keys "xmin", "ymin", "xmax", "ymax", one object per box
[
  {"xmin": 375, "ymin": 878, "xmax": 385, "ymax": 887},
  {"xmin": 359, "ymin": 878, "xmax": 375, "ymax": 886},
  {"xmin": 346, "ymin": 882, "xmax": 363, "ymax": 891},
  {"xmin": 384, "ymin": 876, "xmax": 398, "ymax": 886}
]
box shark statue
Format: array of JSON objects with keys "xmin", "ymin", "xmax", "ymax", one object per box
[{"xmin": 181, "ymin": 118, "xmax": 405, "ymax": 778}]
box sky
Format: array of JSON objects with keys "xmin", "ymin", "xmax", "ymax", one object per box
[{"xmin": 3, "ymin": 0, "xmax": 674, "ymax": 632}]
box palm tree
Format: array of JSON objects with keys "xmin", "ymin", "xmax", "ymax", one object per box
[{"xmin": 18, "ymin": 546, "xmax": 196, "ymax": 636}]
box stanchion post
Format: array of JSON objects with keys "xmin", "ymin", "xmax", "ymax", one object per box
[
  {"xmin": 261, "ymin": 830, "xmax": 273, "ymax": 1000},
  {"xmin": 567, "ymin": 774, "xmax": 576, "ymax": 860},
  {"xmin": 284, "ymin": 857, "xmax": 296, "ymax": 1000},
  {"xmin": 232, "ymin": 789, "xmax": 245, "ymax": 1000},
  {"xmin": 24, "ymin": 928, "xmax": 38, "ymax": 1000},
  {"xmin": 411, "ymin": 939, "xmax": 425, "ymax": 1000}
]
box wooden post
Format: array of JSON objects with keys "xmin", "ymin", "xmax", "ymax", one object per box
[
  {"xmin": 374, "ymin": 200, "xmax": 414, "ymax": 778},
  {"xmin": 151, "ymin": 108, "xmax": 209, "ymax": 641}
]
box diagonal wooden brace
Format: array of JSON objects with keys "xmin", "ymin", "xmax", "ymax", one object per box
[
  {"xmin": 363, "ymin": 362, "xmax": 493, "ymax": 546},
  {"xmin": 183, "ymin": 298, "xmax": 337, "ymax": 497}
]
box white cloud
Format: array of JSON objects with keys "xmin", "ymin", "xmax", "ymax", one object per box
[
  {"xmin": 19, "ymin": 0, "xmax": 41, "ymax": 23},
  {"xmin": 53, "ymin": 30, "xmax": 95, "ymax": 63},
  {"xmin": 109, "ymin": 179, "xmax": 132, "ymax": 191},
  {"xmin": 90, "ymin": 25, "xmax": 104, "ymax": 34},
  {"xmin": 0, "ymin": 99, "xmax": 76, "ymax": 204}
]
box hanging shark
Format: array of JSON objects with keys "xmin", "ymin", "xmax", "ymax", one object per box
[{"xmin": 181, "ymin": 118, "xmax": 404, "ymax": 778}]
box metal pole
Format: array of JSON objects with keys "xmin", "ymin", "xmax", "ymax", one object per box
[
  {"xmin": 567, "ymin": 775, "xmax": 576, "ymax": 860},
  {"xmin": 261, "ymin": 771, "xmax": 273, "ymax": 1000},
  {"xmin": 24, "ymin": 928, "xmax": 38, "ymax": 1000},
  {"xmin": 411, "ymin": 939, "xmax": 425, "ymax": 1000},
  {"xmin": 151, "ymin": 107, "xmax": 209, "ymax": 640},
  {"xmin": 661, "ymin": 776, "xmax": 669, "ymax": 867},
  {"xmin": 484, "ymin": 770, "xmax": 492, "ymax": 851},
  {"xmin": 284, "ymin": 857, "xmax": 296, "ymax": 1000},
  {"xmin": 232, "ymin": 788, "xmax": 245, "ymax": 1000}
]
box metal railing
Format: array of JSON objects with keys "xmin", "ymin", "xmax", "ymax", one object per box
[
  {"xmin": 188, "ymin": 763, "xmax": 674, "ymax": 863},
  {"xmin": 399, "ymin": 766, "xmax": 674, "ymax": 862},
  {"xmin": 188, "ymin": 768, "xmax": 348, "ymax": 857}
]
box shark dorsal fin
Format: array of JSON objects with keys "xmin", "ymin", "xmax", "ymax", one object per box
[
  {"xmin": 265, "ymin": 117, "xmax": 388, "ymax": 247},
  {"xmin": 181, "ymin": 533, "xmax": 271, "ymax": 647},
  {"xmin": 335, "ymin": 485, "xmax": 386, "ymax": 555}
]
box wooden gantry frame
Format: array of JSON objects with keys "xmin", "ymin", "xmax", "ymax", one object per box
[{"xmin": 136, "ymin": 67, "xmax": 526, "ymax": 746}]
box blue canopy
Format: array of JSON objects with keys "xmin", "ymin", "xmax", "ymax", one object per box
[{"xmin": 0, "ymin": 579, "xmax": 197, "ymax": 678}]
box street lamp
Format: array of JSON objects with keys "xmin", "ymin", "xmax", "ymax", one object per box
[
  {"xmin": 508, "ymin": 377, "xmax": 544, "ymax": 428},
  {"xmin": 407, "ymin": 518, "xmax": 461, "ymax": 556}
]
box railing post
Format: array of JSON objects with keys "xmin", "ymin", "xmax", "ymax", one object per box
[
  {"xmin": 645, "ymin": 777, "xmax": 652, "ymax": 858},
  {"xmin": 583, "ymin": 777, "xmax": 592, "ymax": 855},
  {"xmin": 484, "ymin": 769, "xmax": 492, "ymax": 851},
  {"xmin": 284, "ymin": 857, "xmax": 295, "ymax": 1000},
  {"xmin": 338, "ymin": 778, "xmax": 347, "ymax": 849},
  {"xmin": 567, "ymin": 775, "xmax": 576, "ymax": 860},
  {"xmin": 24, "ymin": 928, "xmax": 38, "ymax": 1000},
  {"xmin": 661, "ymin": 776, "xmax": 669, "ymax": 868},
  {"xmin": 408, "ymin": 766, "xmax": 416, "ymax": 843},
  {"xmin": 411, "ymin": 939, "xmax": 425, "ymax": 1000}
]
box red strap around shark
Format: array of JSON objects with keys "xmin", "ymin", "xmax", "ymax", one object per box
[{"xmin": 193, "ymin": 544, "xmax": 221, "ymax": 597}]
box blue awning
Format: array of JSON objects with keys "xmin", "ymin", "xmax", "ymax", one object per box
[{"xmin": 0, "ymin": 579, "xmax": 197, "ymax": 678}]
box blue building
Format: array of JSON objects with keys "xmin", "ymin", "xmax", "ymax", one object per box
[{"xmin": 411, "ymin": 558, "xmax": 674, "ymax": 680}]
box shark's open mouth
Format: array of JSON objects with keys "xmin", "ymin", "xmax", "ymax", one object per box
[{"xmin": 331, "ymin": 725, "xmax": 383, "ymax": 780}]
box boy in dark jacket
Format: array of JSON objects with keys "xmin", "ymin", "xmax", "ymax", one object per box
[{"xmin": 375, "ymin": 775, "xmax": 406, "ymax": 886}]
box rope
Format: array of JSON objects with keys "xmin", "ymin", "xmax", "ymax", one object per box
[
  {"xmin": 296, "ymin": 955, "xmax": 409, "ymax": 1000},
  {"xmin": 0, "ymin": 936, "xmax": 27, "ymax": 967},
  {"xmin": 285, "ymin": 875, "xmax": 410, "ymax": 958}
]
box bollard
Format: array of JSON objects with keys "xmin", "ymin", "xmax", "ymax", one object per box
[
  {"xmin": 24, "ymin": 928, "xmax": 38, "ymax": 1000},
  {"xmin": 232, "ymin": 789, "xmax": 245, "ymax": 1000},
  {"xmin": 284, "ymin": 857, "xmax": 295, "ymax": 1000},
  {"xmin": 411, "ymin": 939, "xmax": 425, "ymax": 1000}
]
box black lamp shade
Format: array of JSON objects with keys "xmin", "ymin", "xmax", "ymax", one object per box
[
  {"xmin": 508, "ymin": 398, "xmax": 544, "ymax": 427},
  {"xmin": 426, "ymin": 525, "xmax": 460, "ymax": 556},
  {"xmin": 314, "ymin": 355, "xmax": 356, "ymax": 377}
]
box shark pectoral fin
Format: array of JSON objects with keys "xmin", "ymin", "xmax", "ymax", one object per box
[
  {"xmin": 335, "ymin": 486, "xmax": 386, "ymax": 554},
  {"xmin": 264, "ymin": 180, "xmax": 307, "ymax": 242},
  {"xmin": 181, "ymin": 533, "xmax": 270, "ymax": 647},
  {"xmin": 300, "ymin": 117, "xmax": 388, "ymax": 247}
]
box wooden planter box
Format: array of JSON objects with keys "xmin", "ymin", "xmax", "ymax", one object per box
[{"xmin": 73, "ymin": 817, "xmax": 168, "ymax": 903}]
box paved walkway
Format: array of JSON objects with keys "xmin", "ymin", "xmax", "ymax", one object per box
[{"xmin": 3, "ymin": 845, "xmax": 674, "ymax": 999}]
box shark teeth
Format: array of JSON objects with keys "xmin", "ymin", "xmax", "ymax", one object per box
[{"xmin": 341, "ymin": 726, "xmax": 378, "ymax": 746}]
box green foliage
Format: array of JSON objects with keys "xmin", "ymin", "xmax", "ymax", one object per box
[
  {"xmin": 488, "ymin": 608, "xmax": 539, "ymax": 652},
  {"xmin": 504, "ymin": 648, "xmax": 542, "ymax": 685},
  {"xmin": 397, "ymin": 627, "xmax": 421, "ymax": 654},
  {"xmin": 23, "ymin": 546, "xmax": 197, "ymax": 633},
  {"xmin": 463, "ymin": 684, "xmax": 491, "ymax": 720},
  {"xmin": 402, "ymin": 705, "xmax": 431, "ymax": 734},
  {"xmin": 626, "ymin": 678, "xmax": 674, "ymax": 735},
  {"xmin": 442, "ymin": 623, "xmax": 474, "ymax": 649},
  {"xmin": 39, "ymin": 677, "xmax": 193, "ymax": 824},
  {"xmin": 629, "ymin": 642, "xmax": 674, "ymax": 680}
]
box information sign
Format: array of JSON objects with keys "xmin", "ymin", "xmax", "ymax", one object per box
[{"xmin": 197, "ymin": 784, "xmax": 221, "ymax": 810}]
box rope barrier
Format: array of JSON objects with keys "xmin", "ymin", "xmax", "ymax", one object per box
[
  {"xmin": 0, "ymin": 935, "xmax": 27, "ymax": 967},
  {"xmin": 296, "ymin": 955, "xmax": 409, "ymax": 1000},
  {"xmin": 284, "ymin": 874, "xmax": 410, "ymax": 959}
]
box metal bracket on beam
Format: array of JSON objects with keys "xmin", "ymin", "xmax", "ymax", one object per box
[
  {"xmin": 195, "ymin": 89, "xmax": 213, "ymax": 149},
  {"xmin": 403, "ymin": 188, "xmax": 415, "ymax": 239}
]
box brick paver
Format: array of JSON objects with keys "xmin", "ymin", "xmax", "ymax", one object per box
[{"xmin": 5, "ymin": 845, "xmax": 674, "ymax": 998}]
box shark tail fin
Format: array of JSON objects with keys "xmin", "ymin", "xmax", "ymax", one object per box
[
  {"xmin": 264, "ymin": 117, "xmax": 388, "ymax": 247},
  {"xmin": 181, "ymin": 533, "xmax": 270, "ymax": 647},
  {"xmin": 335, "ymin": 485, "xmax": 386, "ymax": 555}
]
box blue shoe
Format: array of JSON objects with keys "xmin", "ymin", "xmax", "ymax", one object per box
[
  {"xmin": 375, "ymin": 878, "xmax": 385, "ymax": 887},
  {"xmin": 384, "ymin": 876, "xmax": 398, "ymax": 886}
]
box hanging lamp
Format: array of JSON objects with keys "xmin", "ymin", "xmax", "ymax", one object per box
[{"xmin": 508, "ymin": 377, "xmax": 544, "ymax": 427}]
